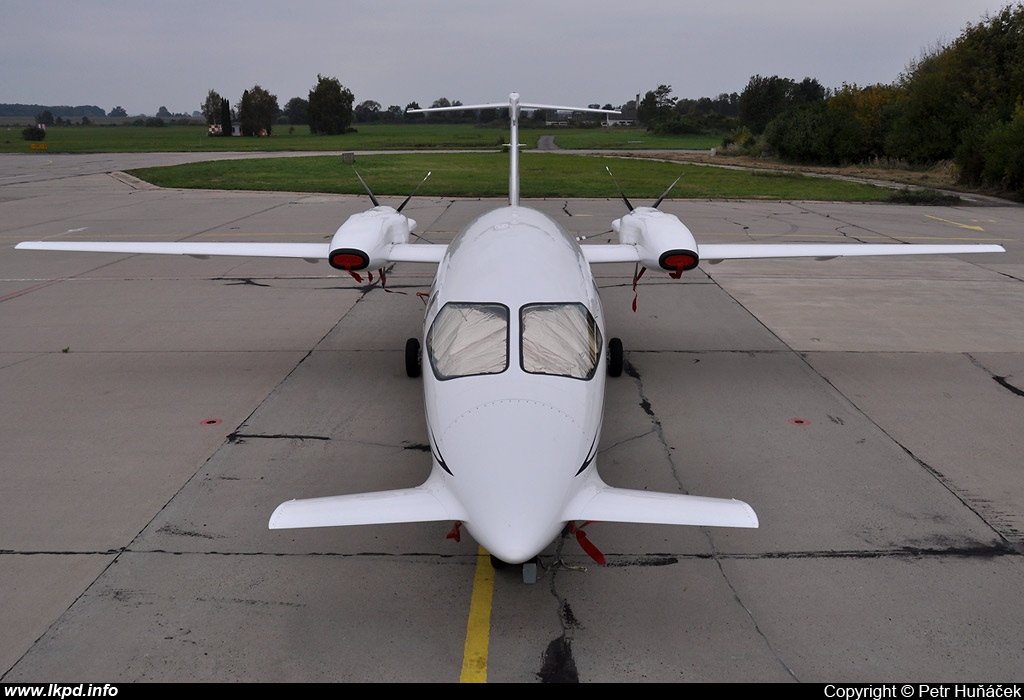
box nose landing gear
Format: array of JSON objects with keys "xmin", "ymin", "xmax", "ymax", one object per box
[{"xmin": 490, "ymin": 554, "xmax": 539, "ymax": 584}]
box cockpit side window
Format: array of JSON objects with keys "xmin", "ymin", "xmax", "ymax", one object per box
[
  {"xmin": 427, "ymin": 302, "xmax": 509, "ymax": 380},
  {"xmin": 520, "ymin": 303, "xmax": 601, "ymax": 380}
]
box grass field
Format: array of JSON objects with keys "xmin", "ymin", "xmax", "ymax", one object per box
[
  {"xmin": 129, "ymin": 152, "xmax": 892, "ymax": 201},
  {"xmin": 2, "ymin": 121, "xmax": 899, "ymax": 201},
  {"xmin": 0, "ymin": 123, "xmax": 720, "ymax": 154}
]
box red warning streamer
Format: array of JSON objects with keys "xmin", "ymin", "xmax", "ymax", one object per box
[{"xmin": 569, "ymin": 521, "xmax": 606, "ymax": 565}]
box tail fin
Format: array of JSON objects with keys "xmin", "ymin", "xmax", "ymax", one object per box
[{"xmin": 408, "ymin": 93, "xmax": 618, "ymax": 207}]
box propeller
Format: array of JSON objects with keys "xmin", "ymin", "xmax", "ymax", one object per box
[
  {"xmin": 352, "ymin": 168, "xmax": 380, "ymax": 207},
  {"xmin": 605, "ymin": 166, "xmax": 633, "ymax": 212},
  {"xmin": 352, "ymin": 168, "xmax": 432, "ymax": 214},
  {"xmin": 605, "ymin": 168, "xmax": 686, "ymax": 312},
  {"xmin": 396, "ymin": 171, "xmax": 431, "ymax": 213},
  {"xmin": 605, "ymin": 167, "xmax": 682, "ymax": 211}
]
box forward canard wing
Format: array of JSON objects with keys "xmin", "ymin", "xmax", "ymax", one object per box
[{"xmin": 269, "ymin": 473, "xmax": 466, "ymax": 529}]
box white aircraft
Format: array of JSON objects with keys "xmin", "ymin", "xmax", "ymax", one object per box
[{"xmin": 17, "ymin": 93, "xmax": 1004, "ymax": 581}]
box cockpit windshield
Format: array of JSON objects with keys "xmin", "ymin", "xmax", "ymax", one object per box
[
  {"xmin": 520, "ymin": 303, "xmax": 601, "ymax": 380},
  {"xmin": 427, "ymin": 302, "xmax": 509, "ymax": 379}
]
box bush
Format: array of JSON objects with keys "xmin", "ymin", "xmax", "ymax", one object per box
[
  {"xmin": 22, "ymin": 126, "xmax": 46, "ymax": 141},
  {"xmin": 981, "ymin": 110, "xmax": 1024, "ymax": 197},
  {"xmin": 764, "ymin": 103, "xmax": 867, "ymax": 165}
]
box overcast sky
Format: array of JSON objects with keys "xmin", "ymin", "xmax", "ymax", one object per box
[{"xmin": 1, "ymin": 1, "xmax": 1014, "ymax": 116}]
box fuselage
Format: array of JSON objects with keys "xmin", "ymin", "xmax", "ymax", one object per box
[{"xmin": 421, "ymin": 206, "xmax": 606, "ymax": 563}]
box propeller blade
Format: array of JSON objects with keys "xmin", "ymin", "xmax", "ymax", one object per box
[
  {"xmin": 352, "ymin": 168, "xmax": 380, "ymax": 207},
  {"xmin": 397, "ymin": 171, "xmax": 432, "ymax": 213},
  {"xmin": 605, "ymin": 167, "xmax": 633, "ymax": 212},
  {"xmin": 653, "ymin": 174, "xmax": 682, "ymax": 209}
]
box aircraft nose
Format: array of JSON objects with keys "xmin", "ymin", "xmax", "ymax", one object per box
[{"xmin": 440, "ymin": 399, "xmax": 591, "ymax": 564}]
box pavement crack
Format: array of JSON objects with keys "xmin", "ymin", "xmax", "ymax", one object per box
[
  {"xmin": 215, "ymin": 277, "xmax": 271, "ymax": 287},
  {"xmin": 227, "ymin": 432, "xmax": 330, "ymax": 443},
  {"xmin": 625, "ymin": 353, "xmax": 799, "ymax": 680},
  {"xmin": 965, "ymin": 353, "xmax": 1024, "ymax": 398},
  {"xmin": 993, "ymin": 375, "xmax": 1024, "ymax": 397}
]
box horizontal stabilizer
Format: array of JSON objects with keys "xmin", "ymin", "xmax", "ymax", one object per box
[
  {"xmin": 565, "ymin": 484, "xmax": 758, "ymax": 529},
  {"xmin": 270, "ymin": 479, "xmax": 466, "ymax": 530}
]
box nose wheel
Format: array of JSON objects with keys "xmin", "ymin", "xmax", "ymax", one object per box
[{"xmin": 490, "ymin": 554, "xmax": 539, "ymax": 584}]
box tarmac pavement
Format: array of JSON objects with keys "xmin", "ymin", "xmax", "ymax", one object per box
[{"xmin": 1, "ymin": 152, "xmax": 1022, "ymax": 682}]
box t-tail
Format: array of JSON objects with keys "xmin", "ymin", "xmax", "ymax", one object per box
[{"xmin": 409, "ymin": 93, "xmax": 618, "ymax": 207}]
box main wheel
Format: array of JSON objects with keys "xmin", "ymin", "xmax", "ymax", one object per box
[
  {"xmin": 405, "ymin": 337, "xmax": 421, "ymax": 378},
  {"xmin": 607, "ymin": 337, "xmax": 623, "ymax": 377}
]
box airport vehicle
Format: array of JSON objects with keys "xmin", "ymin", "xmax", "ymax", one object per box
[{"xmin": 17, "ymin": 93, "xmax": 1004, "ymax": 581}]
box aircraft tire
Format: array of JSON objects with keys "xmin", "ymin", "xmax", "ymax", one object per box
[
  {"xmin": 405, "ymin": 337, "xmax": 421, "ymax": 378},
  {"xmin": 608, "ymin": 337, "xmax": 623, "ymax": 377}
]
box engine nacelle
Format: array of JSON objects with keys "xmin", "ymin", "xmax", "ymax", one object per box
[
  {"xmin": 612, "ymin": 207, "xmax": 700, "ymax": 277},
  {"xmin": 328, "ymin": 207, "xmax": 417, "ymax": 272}
]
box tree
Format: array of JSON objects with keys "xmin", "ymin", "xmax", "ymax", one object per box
[
  {"xmin": 637, "ymin": 84, "xmax": 676, "ymax": 127},
  {"xmin": 36, "ymin": 110, "xmax": 54, "ymax": 127},
  {"xmin": 201, "ymin": 90, "xmax": 222, "ymax": 125},
  {"xmin": 830, "ymin": 83, "xmax": 902, "ymax": 156},
  {"xmin": 237, "ymin": 85, "xmax": 279, "ymax": 136},
  {"xmin": 354, "ymin": 100, "xmax": 382, "ymax": 123},
  {"xmin": 109, "ymin": 106, "xmax": 128, "ymax": 118},
  {"xmin": 219, "ymin": 98, "xmax": 232, "ymax": 136},
  {"xmin": 157, "ymin": 106, "xmax": 172, "ymax": 118},
  {"xmin": 738, "ymin": 75, "xmax": 796, "ymax": 133},
  {"xmin": 307, "ymin": 74, "xmax": 353, "ymax": 135},
  {"xmin": 283, "ymin": 97, "xmax": 309, "ymax": 125}
]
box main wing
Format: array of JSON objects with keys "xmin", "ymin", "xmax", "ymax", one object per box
[
  {"xmin": 580, "ymin": 206, "xmax": 1004, "ymax": 271},
  {"xmin": 15, "ymin": 240, "xmax": 330, "ymax": 260},
  {"xmin": 14, "ymin": 240, "xmax": 448, "ymax": 264},
  {"xmin": 16, "ymin": 205, "xmax": 449, "ymax": 268},
  {"xmin": 581, "ymin": 242, "xmax": 1006, "ymax": 265}
]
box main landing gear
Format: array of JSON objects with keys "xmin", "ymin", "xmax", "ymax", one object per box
[
  {"xmin": 607, "ymin": 337, "xmax": 623, "ymax": 377},
  {"xmin": 405, "ymin": 337, "xmax": 421, "ymax": 378}
]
